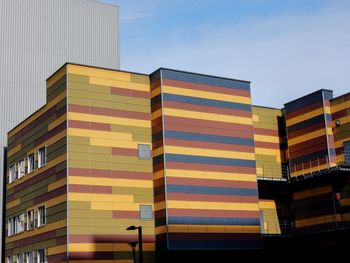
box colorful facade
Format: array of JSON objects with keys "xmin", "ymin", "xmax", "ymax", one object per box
[{"xmin": 4, "ymin": 64, "xmax": 350, "ymax": 262}]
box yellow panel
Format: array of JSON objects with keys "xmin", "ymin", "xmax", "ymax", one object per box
[
  {"xmin": 164, "ymin": 145, "xmax": 255, "ymax": 160},
  {"xmin": 68, "ymin": 176, "xmax": 152, "ymax": 188},
  {"xmin": 165, "ymin": 169, "xmax": 257, "ymax": 182},
  {"xmin": 68, "ymin": 112, "xmax": 151, "ymax": 128},
  {"xmin": 7, "ymin": 144, "xmax": 21, "ymax": 157},
  {"xmin": 290, "ymin": 162, "xmax": 337, "ymax": 177},
  {"xmin": 340, "ymin": 197, "xmax": 350, "ymax": 207},
  {"xmin": 46, "ymin": 194, "xmax": 67, "ymax": 208},
  {"xmin": 89, "ymin": 202, "xmax": 153, "ymax": 211},
  {"xmin": 254, "ymin": 134, "xmax": 280, "ymax": 143},
  {"xmin": 163, "ymin": 108, "xmax": 252, "ymax": 125},
  {"xmin": 9, "ymin": 91, "xmax": 66, "ymax": 137},
  {"xmin": 331, "ymin": 101, "xmax": 350, "ymax": 113},
  {"xmin": 151, "ymin": 86, "xmax": 161, "ymax": 98},
  {"xmin": 47, "ymin": 65, "xmax": 67, "ymax": 88},
  {"xmin": 252, "ymin": 115, "xmax": 259, "ymax": 122},
  {"xmin": 47, "ymin": 245, "xmax": 66, "ymax": 256},
  {"xmin": 288, "ymin": 128, "xmax": 331, "ymax": 146},
  {"xmin": 295, "ymin": 214, "xmax": 342, "ymax": 228},
  {"xmin": 151, "ymin": 108, "xmax": 162, "ymax": 120},
  {"xmin": 68, "ymin": 193, "xmax": 134, "ymax": 203},
  {"xmin": 68, "ymin": 243, "xmax": 154, "ymax": 252},
  {"xmin": 162, "ymin": 85, "xmax": 251, "ymax": 104},
  {"xmin": 259, "ymin": 200, "xmax": 276, "ymax": 209},
  {"xmin": 6, "ymin": 198, "xmax": 21, "ymax": 209},
  {"xmin": 89, "ymin": 137, "xmax": 150, "ymax": 149},
  {"xmin": 293, "ymin": 185, "xmax": 332, "ymax": 200},
  {"xmin": 167, "ymin": 200, "xmax": 259, "ymax": 211},
  {"xmin": 152, "ymin": 146, "xmax": 164, "ymax": 157},
  {"xmin": 286, "ymin": 107, "xmax": 326, "ymax": 126},
  {"xmin": 89, "ymin": 77, "xmax": 149, "ymax": 92},
  {"xmin": 68, "ymin": 128, "xmax": 132, "ymax": 141},
  {"xmin": 48, "ymin": 178, "xmax": 66, "ymax": 192},
  {"xmin": 68, "ymin": 64, "xmax": 131, "ymax": 82},
  {"xmin": 48, "ymin": 114, "xmax": 66, "ymax": 131}
]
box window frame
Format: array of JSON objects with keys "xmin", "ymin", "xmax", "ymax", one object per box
[
  {"xmin": 37, "ymin": 249, "xmax": 46, "ymax": 263},
  {"xmin": 38, "ymin": 146, "xmax": 46, "ymax": 168},
  {"xmin": 26, "ymin": 251, "xmax": 34, "ymax": 263},
  {"xmin": 18, "ymin": 159, "xmax": 26, "ymax": 179},
  {"xmin": 27, "ymin": 209, "xmax": 35, "ymax": 230},
  {"xmin": 27, "ymin": 153, "xmax": 35, "ymax": 174},
  {"xmin": 37, "ymin": 206, "xmax": 46, "ymax": 227},
  {"xmin": 138, "ymin": 144, "xmax": 151, "ymax": 160},
  {"xmin": 9, "ymin": 164, "xmax": 17, "ymax": 183}
]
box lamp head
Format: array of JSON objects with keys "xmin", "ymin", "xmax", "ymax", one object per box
[
  {"xmin": 128, "ymin": 241, "xmax": 137, "ymax": 248},
  {"xmin": 126, "ymin": 225, "xmax": 137, "ymax": 231}
]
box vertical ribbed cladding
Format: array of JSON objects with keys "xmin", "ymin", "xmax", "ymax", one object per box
[{"xmin": 150, "ymin": 69, "xmax": 168, "ymax": 250}]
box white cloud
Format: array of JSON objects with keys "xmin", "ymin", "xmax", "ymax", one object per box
[{"xmin": 121, "ymin": 1, "xmax": 350, "ymax": 108}]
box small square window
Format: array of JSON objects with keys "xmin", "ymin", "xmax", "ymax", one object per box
[
  {"xmin": 138, "ymin": 144, "xmax": 151, "ymax": 160},
  {"xmin": 336, "ymin": 119, "xmax": 341, "ymax": 127},
  {"xmin": 140, "ymin": 205, "xmax": 153, "ymax": 220},
  {"xmin": 37, "ymin": 249, "xmax": 46, "ymax": 263}
]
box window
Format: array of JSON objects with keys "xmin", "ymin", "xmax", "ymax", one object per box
[
  {"xmin": 9, "ymin": 165, "xmax": 17, "ymax": 183},
  {"xmin": 26, "ymin": 252, "xmax": 34, "ymax": 263},
  {"xmin": 38, "ymin": 147, "xmax": 46, "ymax": 168},
  {"xmin": 138, "ymin": 144, "xmax": 151, "ymax": 160},
  {"xmin": 27, "ymin": 210, "xmax": 34, "ymax": 230},
  {"xmin": 27, "ymin": 153, "xmax": 35, "ymax": 173},
  {"xmin": 38, "ymin": 206, "xmax": 46, "ymax": 227},
  {"xmin": 18, "ymin": 159, "xmax": 25, "ymax": 178},
  {"xmin": 37, "ymin": 249, "xmax": 46, "ymax": 263},
  {"xmin": 8, "ymin": 217, "xmax": 15, "ymax": 236},
  {"xmin": 140, "ymin": 204, "xmax": 153, "ymax": 220},
  {"xmin": 7, "ymin": 255, "xmax": 14, "ymax": 263},
  {"xmin": 16, "ymin": 213, "xmax": 25, "ymax": 233},
  {"xmin": 17, "ymin": 254, "xmax": 25, "ymax": 263}
]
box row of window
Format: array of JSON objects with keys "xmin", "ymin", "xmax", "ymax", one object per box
[
  {"xmin": 7, "ymin": 249, "xmax": 46, "ymax": 263},
  {"xmin": 9, "ymin": 147, "xmax": 46, "ymax": 184},
  {"xmin": 8, "ymin": 206, "xmax": 46, "ymax": 236}
]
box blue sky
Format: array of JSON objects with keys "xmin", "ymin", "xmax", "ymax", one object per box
[{"xmin": 100, "ymin": 0, "xmax": 350, "ymax": 107}]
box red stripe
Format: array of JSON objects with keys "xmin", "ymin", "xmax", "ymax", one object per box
[
  {"xmin": 68, "ymin": 120, "xmax": 111, "ymax": 131},
  {"xmin": 255, "ymin": 141, "xmax": 282, "ymax": 150},
  {"xmin": 167, "ymin": 192, "xmax": 258, "ymax": 203},
  {"xmin": 112, "ymin": 211, "xmax": 139, "ymax": 219},
  {"xmin": 69, "ymin": 104, "xmax": 150, "ymax": 120},
  {"xmin": 254, "ymin": 128, "xmax": 279, "ymax": 137},
  {"xmin": 68, "ymin": 168, "xmax": 152, "ymax": 180},
  {"xmin": 69, "ymin": 234, "xmax": 155, "ymax": 243},
  {"xmin": 166, "ymin": 138, "xmax": 254, "ymax": 152},
  {"xmin": 288, "ymin": 121, "xmax": 326, "ymax": 139},
  {"xmin": 167, "ymin": 208, "xmax": 259, "ymax": 218},
  {"xmin": 286, "ymin": 101, "xmax": 324, "ymax": 119},
  {"xmin": 68, "ymin": 184, "xmax": 112, "ymax": 194},
  {"xmin": 111, "ymin": 147, "xmax": 137, "ymax": 156},
  {"xmin": 163, "ymin": 78, "xmax": 251, "ymax": 97},
  {"xmin": 110, "ymin": 86, "xmax": 150, "ymax": 99},
  {"xmin": 164, "ymin": 115, "xmax": 254, "ymax": 135},
  {"xmin": 289, "ymin": 135, "xmax": 327, "ymax": 154},
  {"xmin": 166, "ymin": 162, "xmax": 256, "ymax": 174},
  {"xmin": 166, "ymin": 177, "xmax": 257, "ymax": 189},
  {"xmin": 163, "ymin": 101, "xmax": 251, "ymax": 117},
  {"xmin": 165, "ymin": 122, "xmax": 253, "ymax": 139}
]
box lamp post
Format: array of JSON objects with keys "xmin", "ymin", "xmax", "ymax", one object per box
[
  {"xmin": 126, "ymin": 225, "xmax": 143, "ymax": 263},
  {"xmin": 128, "ymin": 242, "xmax": 137, "ymax": 263}
]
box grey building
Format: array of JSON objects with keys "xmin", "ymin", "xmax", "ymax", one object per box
[{"xmin": 0, "ymin": 0, "xmax": 119, "ymax": 259}]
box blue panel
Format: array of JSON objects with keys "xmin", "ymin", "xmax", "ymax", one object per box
[
  {"xmin": 162, "ymin": 93, "xmax": 251, "ymax": 111},
  {"xmin": 284, "ymin": 90, "xmax": 324, "ymax": 113},
  {"xmin": 167, "ymin": 184, "xmax": 258, "ymax": 196},
  {"xmin": 164, "ymin": 130, "xmax": 254, "ymax": 146},
  {"xmin": 168, "ymin": 240, "xmax": 261, "ymax": 250},
  {"xmin": 165, "ymin": 153, "xmax": 256, "ymax": 167},
  {"xmin": 168, "ymin": 216, "xmax": 260, "ymax": 225},
  {"xmin": 287, "ymin": 114, "xmax": 328, "ymax": 133},
  {"xmin": 161, "ymin": 69, "xmax": 251, "ymax": 90}
]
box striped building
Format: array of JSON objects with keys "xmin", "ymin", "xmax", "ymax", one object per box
[
  {"xmin": 5, "ymin": 63, "xmax": 350, "ymax": 260},
  {"xmin": 151, "ymin": 69, "xmax": 261, "ymax": 250}
]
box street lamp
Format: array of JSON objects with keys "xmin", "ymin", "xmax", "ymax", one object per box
[
  {"xmin": 128, "ymin": 242, "xmax": 137, "ymax": 263},
  {"xmin": 126, "ymin": 225, "xmax": 143, "ymax": 263}
]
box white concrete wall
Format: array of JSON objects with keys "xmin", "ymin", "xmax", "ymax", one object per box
[{"xmin": 0, "ymin": 0, "xmax": 119, "ymax": 259}]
